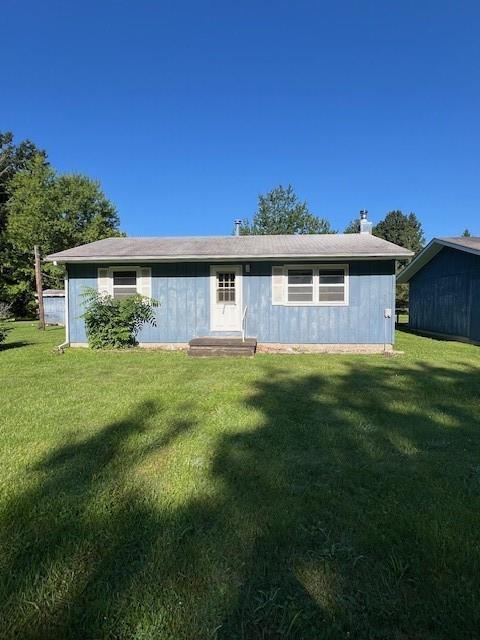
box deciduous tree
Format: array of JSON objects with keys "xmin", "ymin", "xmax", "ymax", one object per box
[
  {"xmin": 0, "ymin": 131, "xmax": 45, "ymax": 233},
  {"xmin": 3, "ymin": 155, "xmax": 122, "ymax": 316},
  {"xmin": 240, "ymin": 185, "xmax": 334, "ymax": 235}
]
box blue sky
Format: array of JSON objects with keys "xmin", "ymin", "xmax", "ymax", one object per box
[{"xmin": 3, "ymin": 1, "xmax": 479, "ymax": 239}]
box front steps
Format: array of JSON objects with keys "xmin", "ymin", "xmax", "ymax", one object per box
[{"xmin": 188, "ymin": 337, "xmax": 257, "ymax": 357}]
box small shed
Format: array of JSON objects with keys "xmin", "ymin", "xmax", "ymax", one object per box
[
  {"xmin": 397, "ymin": 237, "xmax": 480, "ymax": 344},
  {"xmin": 43, "ymin": 289, "xmax": 65, "ymax": 326}
]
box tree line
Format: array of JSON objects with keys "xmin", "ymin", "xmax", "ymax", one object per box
[{"xmin": 0, "ymin": 132, "xmax": 122, "ymax": 317}]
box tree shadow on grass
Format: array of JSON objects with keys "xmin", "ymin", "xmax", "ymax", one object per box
[
  {"xmin": 0, "ymin": 340, "xmax": 32, "ymax": 351},
  {"xmin": 0, "ymin": 399, "xmax": 200, "ymax": 639},
  {"xmin": 0, "ymin": 359, "xmax": 479, "ymax": 639},
  {"xmin": 213, "ymin": 360, "xmax": 480, "ymax": 639}
]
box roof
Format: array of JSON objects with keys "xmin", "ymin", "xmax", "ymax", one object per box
[
  {"xmin": 46, "ymin": 234, "xmax": 413, "ymax": 263},
  {"xmin": 436, "ymin": 236, "xmax": 480, "ymax": 252},
  {"xmin": 397, "ymin": 236, "xmax": 480, "ymax": 283}
]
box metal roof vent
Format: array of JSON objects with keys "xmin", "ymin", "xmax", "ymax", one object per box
[{"xmin": 234, "ymin": 219, "xmax": 242, "ymax": 236}]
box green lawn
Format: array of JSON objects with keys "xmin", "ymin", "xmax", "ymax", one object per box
[{"xmin": 1, "ymin": 323, "xmax": 479, "ymax": 639}]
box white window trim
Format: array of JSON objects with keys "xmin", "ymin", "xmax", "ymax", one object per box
[
  {"xmin": 97, "ymin": 266, "xmax": 152, "ymax": 299},
  {"xmin": 276, "ymin": 263, "xmax": 349, "ymax": 307}
]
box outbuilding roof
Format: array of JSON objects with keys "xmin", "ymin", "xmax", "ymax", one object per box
[
  {"xmin": 397, "ymin": 236, "xmax": 480, "ymax": 283},
  {"xmin": 42, "ymin": 289, "xmax": 65, "ymax": 297},
  {"xmin": 46, "ymin": 234, "xmax": 413, "ymax": 263}
]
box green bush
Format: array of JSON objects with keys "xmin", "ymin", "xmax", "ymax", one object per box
[
  {"xmin": 0, "ymin": 303, "xmax": 12, "ymax": 345},
  {"xmin": 0, "ymin": 326, "xmax": 10, "ymax": 345},
  {"xmin": 82, "ymin": 289, "xmax": 158, "ymax": 349}
]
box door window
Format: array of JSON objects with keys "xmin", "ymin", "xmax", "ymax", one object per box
[{"xmin": 216, "ymin": 272, "xmax": 236, "ymax": 303}]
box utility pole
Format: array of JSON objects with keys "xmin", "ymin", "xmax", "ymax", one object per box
[{"xmin": 34, "ymin": 245, "xmax": 45, "ymax": 330}]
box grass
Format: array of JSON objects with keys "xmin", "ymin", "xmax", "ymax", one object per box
[{"xmin": 0, "ymin": 322, "xmax": 479, "ymax": 639}]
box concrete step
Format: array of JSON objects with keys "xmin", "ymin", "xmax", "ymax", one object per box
[
  {"xmin": 188, "ymin": 337, "xmax": 257, "ymax": 357},
  {"xmin": 188, "ymin": 346, "xmax": 256, "ymax": 357}
]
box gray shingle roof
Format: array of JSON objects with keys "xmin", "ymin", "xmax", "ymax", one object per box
[
  {"xmin": 437, "ymin": 236, "xmax": 480, "ymax": 251},
  {"xmin": 46, "ymin": 234, "xmax": 413, "ymax": 263},
  {"xmin": 397, "ymin": 236, "xmax": 480, "ymax": 283}
]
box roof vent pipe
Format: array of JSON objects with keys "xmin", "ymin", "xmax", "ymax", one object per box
[
  {"xmin": 359, "ymin": 210, "xmax": 373, "ymax": 234},
  {"xmin": 234, "ymin": 219, "xmax": 242, "ymax": 236}
]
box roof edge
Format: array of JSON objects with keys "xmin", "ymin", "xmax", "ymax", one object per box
[
  {"xmin": 47, "ymin": 252, "xmax": 413, "ymax": 264},
  {"xmin": 397, "ymin": 237, "xmax": 480, "ymax": 283}
]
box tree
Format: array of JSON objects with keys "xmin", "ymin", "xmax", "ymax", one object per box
[
  {"xmin": 344, "ymin": 218, "xmax": 360, "ymax": 233},
  {"xmin": 240, "ymin": 185, "xmax": 334, "ymax": 235},
  {"xmin": 55, "ymin": 174, "xmax": 122, "ymax": 244},
  {"xmin": 6, "ymin": 157, "xmax": 60, "ymax": 254},
  {"xmin": 0, "ymin": 302, "xmax": 11, "ymax": 345},
  {"xmin": 7, "ymin": 157, "xmax": 121, "ymax": 252},
  {"xmin": 462, "ymin": 229, "xmax": 471, "ymax": 237},
  {"xmin": 0, "ymin": 133, "xmax": 47, "ymax": 310},
  {"xmin": 0, "ymin": 131, "xmax": 45, "ymax": 233},
  {"xmin": 373, "ymin": 210, "xmax": 425, "ymax": 310},
  {"xmin": 373, "ymin": 210, "xmax": 424, "ymax": 254},
  {"xmin": 3, "ymin": 155, "xmax": 123, "ymax": 316}
]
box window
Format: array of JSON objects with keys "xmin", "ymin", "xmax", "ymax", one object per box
[
  {"xmin": 98, "ymin": 266, "xmax": 152, "ymax": 299},
  {"xmin": 272, "ymin": 264, "xmax": 348, "ymax": 306},
  {"xmin": 216, "ymin": 271, "xmax": 236, "ymax": 303},
  {"xmin": 112, "ymin": 270, "xmax": 138, "ymax": 298},
  {"xmin": 287, "ymin": 268, "xmax": 314, "ymax": 303},
  {"xmin": 318, "ymin": 269, "xmax": 346, "ymax": 303}
]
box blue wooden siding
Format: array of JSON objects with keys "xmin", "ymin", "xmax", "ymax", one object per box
[
  {"xmin": 409, "ymin": 247, "xmax": 480, "ymax": 342},
  {"xmin": 44, "ymin": 295, "xmax": 65, "ymax": 325},
  {"xmin": 68, "ymin": 260, "xmax": 396, "ymax": 344}
]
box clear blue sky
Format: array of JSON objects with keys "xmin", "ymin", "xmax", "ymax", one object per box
[{"xmin": 3, "ymin": 1, "xmax": 480, "ymax": 239}]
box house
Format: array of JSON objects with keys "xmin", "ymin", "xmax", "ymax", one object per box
[
  {"xmin": 397, "ymin": 236, "xmax": 480, "ymax": 345},
  {"xmin": 46, "ymin": 216, "xmax": 412, "ymax": 354}
]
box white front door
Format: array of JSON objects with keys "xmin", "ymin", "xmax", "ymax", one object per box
[{"xmin": 210, "ymin": 265, "xmax": 242, "ymax": 331}]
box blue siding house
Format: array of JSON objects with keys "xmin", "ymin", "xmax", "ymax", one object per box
[
  {"xmin": 397, "ymin": 236, "xmax": 480, "ymax": 344},
  {"xmin": 47, "ymin": 221, "xmax": 412, "ymax": 353}
]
